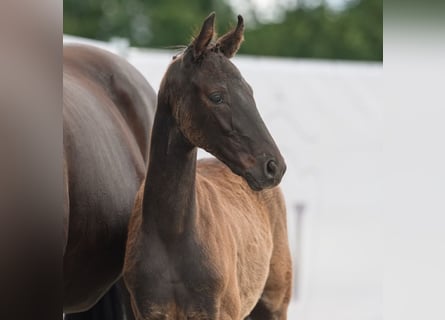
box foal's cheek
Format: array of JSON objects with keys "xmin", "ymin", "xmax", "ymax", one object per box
[{"xmin": 211, "ymin": 107, "xmax": 233, "ymax": 134}]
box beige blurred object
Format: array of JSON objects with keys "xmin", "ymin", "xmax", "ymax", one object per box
[{"xmin": 0, "ymin": 0, "xmax": 62, "ymax": 318}]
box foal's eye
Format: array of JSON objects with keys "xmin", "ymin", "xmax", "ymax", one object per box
[{"xmin": 209, "ymin": 93, "xmax": 223, "ymax": 105}]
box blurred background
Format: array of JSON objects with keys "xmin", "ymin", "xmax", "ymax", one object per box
[
  {"xmin": 64, "ymin": 0, "xmax": 382, "ymax": 61},
  {"xmin": 64, "ymin": 1, "xmax": 382, "ymax": 319}
]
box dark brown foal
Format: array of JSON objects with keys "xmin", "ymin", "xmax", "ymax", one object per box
[{"xmin": 124, "ymin": 13, "xmax": 292, "ymax": 320}]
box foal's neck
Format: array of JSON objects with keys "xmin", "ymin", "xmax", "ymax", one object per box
[{"xmin": 142, "ymin": 95, "xmax": 197, "ymax": 239}]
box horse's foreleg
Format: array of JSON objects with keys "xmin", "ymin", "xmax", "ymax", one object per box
[{"xmin": 64, "ymin": 280, "xmax": 135, "ymax": 320}]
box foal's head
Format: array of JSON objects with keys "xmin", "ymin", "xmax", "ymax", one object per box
[{"xmin": 161, "ymin": 13, "xmax": 286, "ymax": 191}]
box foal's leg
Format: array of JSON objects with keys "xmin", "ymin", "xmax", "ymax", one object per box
[{"xmin": 247, "ymin": 205, "xmax": 292, "ymax": 320}]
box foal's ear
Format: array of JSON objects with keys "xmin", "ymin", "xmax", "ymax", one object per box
[
  {"xmin": 216, "ymin": 15, "xmax": 244, "ymax": 58},
  {"xmin": 191, "ymin": 12, "xmax": 216, "ymax": 60}
]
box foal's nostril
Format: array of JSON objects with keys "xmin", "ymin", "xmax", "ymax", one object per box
[{"xmin": 265, "ymin": 159, "xmax": 278, "ymax": 178}]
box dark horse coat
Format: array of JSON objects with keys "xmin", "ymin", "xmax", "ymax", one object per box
[{"xmin": 63, "ymin": 44, "xmax": 156, "ymax": 314}]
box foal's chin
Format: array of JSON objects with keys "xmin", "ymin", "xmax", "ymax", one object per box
[
  {"xmin": 243, "ymin": 172, "xmax": 282, "ymax": 191},
  {"xmin": 223, "ymin": 159, "xmax": 286, "ymax": 191},
  {"xmin": 226, "ymin": 163, "xmax": 283, "ymax": 191}
]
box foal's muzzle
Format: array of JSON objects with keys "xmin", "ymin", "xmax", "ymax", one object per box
[{"xmin": 244, "ymin": 156, "xmax": 286, "ymax": 191}]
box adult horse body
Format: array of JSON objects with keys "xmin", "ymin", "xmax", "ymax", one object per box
[
  {"xmin": 124, "ymin": 13, "xmax": 292, "ymax": 320},
  {"xmin": 63, "ymin": 44, "xmax": 156, "ymax": 314}
]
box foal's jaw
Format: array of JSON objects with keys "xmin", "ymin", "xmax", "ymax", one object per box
[
  {"xmin": 217, "ymin": 146, "xmax": 287, "ymax": 191},
  {"xmin": 206, "ymin": 127, "xmax": 286, "ymax": 191}
]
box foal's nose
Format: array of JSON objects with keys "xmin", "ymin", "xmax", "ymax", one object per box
[
  {"xmin": 264, "ymin": 158, "xmax": 286, "ymax": 181},
  {"xmin": 265, "ymin": 159, "xmax": 278, "ymax": 178},
  {"xmin": 244, "ymin": 155, "xmax": 286, "ymax": 190}
]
